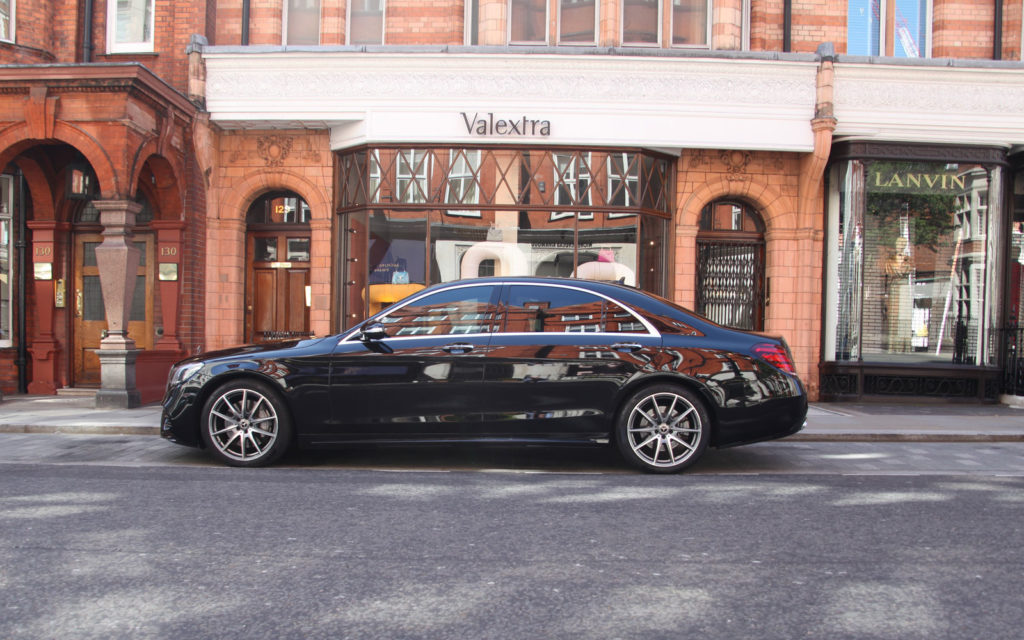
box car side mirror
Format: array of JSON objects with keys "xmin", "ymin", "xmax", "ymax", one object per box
[{"xmin": 359, "ymin": 322, "xmax": 388, "ymax": 342}]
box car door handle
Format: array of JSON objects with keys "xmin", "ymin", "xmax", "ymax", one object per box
[
  {"xmin": 612, "ymin": 342, "xmax": 643, "ymax": 353},
  {"xmin": 442, "ymin": 343, "xmax": 475, "ymax": 354}
]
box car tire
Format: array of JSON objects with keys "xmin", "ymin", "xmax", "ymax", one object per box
[
  {"xmin": 615, "ymin": 384, "xmax": 710, "ymax": 473},
  {"xmin": 200, "ymin": 379, "xmax": 292, "ymax": 467}
]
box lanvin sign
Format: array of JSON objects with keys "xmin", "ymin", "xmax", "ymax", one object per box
[{"xmin": 461, "ymin": 112, "xmax": 551, "ymax": 137}]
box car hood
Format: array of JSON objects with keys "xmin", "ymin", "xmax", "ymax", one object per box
[{"xmin": 176, "ymin": 336, "xmax": 334, "ymax": 366}]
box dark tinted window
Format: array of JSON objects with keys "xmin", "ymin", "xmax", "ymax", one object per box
[
  {"xmin": 378, "ymin": 285, "xmax": 498, "ymax": 337},
  {"xmin": 501, "ymin": 285, "xmax": 649, "ymax": 334}
]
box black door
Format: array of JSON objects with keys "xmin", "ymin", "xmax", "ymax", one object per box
[{"xmin": 319, "ymin": 283, "xmax": 501, "ymax": 442}]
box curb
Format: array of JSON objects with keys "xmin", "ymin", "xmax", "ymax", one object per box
[{"xmin": 0, "ymin": 425, "xmax": 161, "ymax": 436}]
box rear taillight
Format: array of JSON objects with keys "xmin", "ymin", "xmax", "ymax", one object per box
[{"xmin": 753, "ymin": 343, "xmax": 796, "ymax": 374}]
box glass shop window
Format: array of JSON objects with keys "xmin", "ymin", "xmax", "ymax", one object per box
[{"xmin": 826, "ymin": 159, "xmax": 1003, "ymax": 366}]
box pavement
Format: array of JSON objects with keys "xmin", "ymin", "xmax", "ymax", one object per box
[{"xmin": 0, "ymin": 392, "xmax": 1023, "ymax": 442}]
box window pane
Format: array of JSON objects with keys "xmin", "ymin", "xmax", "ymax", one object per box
[
  {"xmin": 509, "ymin": 0, "xmax": 547, "ymax": 43},
  {"xmin": 503, "ymin": 285, "xmax": 607, "ymax": 333},
  {"xmin": 0, "ymin": 175, "xmax": 11, "ymax": 345},
  {"xmin": 0, "ymin": 0, "xmax": 12, "ymax": 41},
  {"xmin": 350, "ymin": 0, "xmax": 384, "ymax": 44},
  {"xmin": 287, "ymin": 238, "xmax": 310, "ymax": 262},
  {"xmin": 672, "ymin": 0, "xmax": 707, "ymax": 46},
  {"xmin": 560, "ymin": 0, "xmax": 596, "ymax": 43},
  {"xmin": 623, "ymin": 0, "xmax": 659, "ymax": 45},
  {"xmin": 286, "ymin": 0, "xmax": 320, "ymax": 45},
  {"xmin": 254, "ymin": 238, "xmax": 277, "ymax": 262},
  {"xmin": 847, "ymin": 0, "xmax": 880, "ymax": 55},
  {"xmin": 894, "ymin": 0, "xmax": 926, "ymax": 57},
  {"xmin": 380, "ymin": 285, "xmax": 498, "ymax": 336},
  {"xmin": 832, "ymin": 160, "xmax": 1001, "ymax": 365},
  {"xmin": 115, "ymin": 0, "xmax": 153, "ymax": 45}
]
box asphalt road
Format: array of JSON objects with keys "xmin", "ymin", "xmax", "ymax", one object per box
[{"xmin": 1, "ymin": 439, "xmax": 1023, "ymax": 640}]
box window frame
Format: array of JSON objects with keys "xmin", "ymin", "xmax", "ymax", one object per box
[
  {"xmin": 670, "ymin": 0, "xmax": 712, "ymax": 49},
  {"xmin": 557, "ymin": 0, "xmax": 599, "ymax": 46},
  {"xmin": 0, "ymin": 174, "xmax": 12, "ymax": 348},
  {"xmin": 847, "ymin": 0, "xmax": 932, "ymax": 58},
  {"xmin": 347, "ymin": 0, "xmax": 386, "ymax": 45},
  {"xmin": 621, "ymin": 0, "xmax": 661, "ymax": 47},
  {"xmin": 508, "ymin": 0, "xmax": 549, "ymax": 45},
  {"xmin": 107, "ymin": 0, "xmax": 155, "ymax": 54},
  {"xmin": 283, "ymin": 0, "xmax": 322, "ymax": 46},
  {"xmin": 0, "ymin": 0, "xmax": 15, "ymax": 43}
]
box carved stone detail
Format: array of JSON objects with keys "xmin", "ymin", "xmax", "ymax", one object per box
[{"xmin": 257, "ymin": 135, "xmax": 293, "ymax": 167}]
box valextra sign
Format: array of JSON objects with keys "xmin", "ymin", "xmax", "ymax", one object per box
[{"xmin": 461, "ymin": 112, "xmax": 551, "ymax": 137}]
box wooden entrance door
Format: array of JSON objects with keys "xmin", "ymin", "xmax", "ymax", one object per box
[
  {"xmin": 246, "ymin": 232, "xmax": 311, "ymax": 342},
  {"xmin": 73, "ymin": 234, "xmax": 155, "ymax": 386}
]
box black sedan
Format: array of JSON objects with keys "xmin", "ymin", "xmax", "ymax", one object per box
[{"xmin": 161, "ymin": 277, "xmax": 806, "ymax": 472}]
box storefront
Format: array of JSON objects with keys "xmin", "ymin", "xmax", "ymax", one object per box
[
  {"xmin": 821, "ymin": 142, "xmax": 1010, "ymax": 400},
  {"xmin": 333, "ymin": 145, "xmax": 673, "ymax": 328}
]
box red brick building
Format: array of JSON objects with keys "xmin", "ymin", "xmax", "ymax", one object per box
[{"xmin": 1, "ymin": 0, "xmax": 1023, "ymax": 404}]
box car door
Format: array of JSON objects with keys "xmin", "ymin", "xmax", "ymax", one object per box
[
  {"xmin": 479, "ymin": 282, "xmax": 662, "ymax": 440},
  {"xmin": 317, "ymin": 283, "xmax": 500, "ymax": 442}
]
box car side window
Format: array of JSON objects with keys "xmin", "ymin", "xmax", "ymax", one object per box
[
  {"xmin": 501, "ymin": 285, "xmax": 650, "ymax": 334},
  {"xmin": 378, "ymin": 285, "xmax": 499, "ymax": 337}
]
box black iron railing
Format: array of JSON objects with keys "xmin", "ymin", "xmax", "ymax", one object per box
[{"xmin": 1000, "ymin": 323, "xmax": 1024, "ymax": 396}]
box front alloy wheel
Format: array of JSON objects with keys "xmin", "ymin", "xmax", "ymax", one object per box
[
  {"xmin": 201, "ymin": 381, "xmax": 291, "ymax": 467},
  {"xmin": 616, "ymin": 385, "xmax": 709, "ymax": 473}
]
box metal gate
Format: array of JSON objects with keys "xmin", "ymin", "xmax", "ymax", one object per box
[{"xmin": 696, "ymin": 240, "xmax": 765, "ymax": 331}]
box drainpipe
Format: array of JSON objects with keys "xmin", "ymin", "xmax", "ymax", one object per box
[
  {"xmin": 241, "ymin": 0, "xmax": 250, "ymax": 45},
  {"xmin": 783, "ymin": 0, "xmax": 792, "ymax": 52},
  {"xmin": 994, "ymin": 0, "xmax": 1003, "ymax": 60},
  {"xmin": 15, "ymin": 167, "xmax": 27, "ymax": 394},
  {"xmin": 82, "ymin": 0, "xmax": 94, "ymax": 62}
]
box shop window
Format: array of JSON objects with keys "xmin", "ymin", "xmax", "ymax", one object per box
[
  {"xmin": 285, "ymin": 0, "xmax": 320, "ymax": 45},
  {"xmin": 0, "ymin": 174, "xmax": 12, "ymax": 347},
  {"xmin": 847, "ymin": 0, "xmax": 929, "ymax": 57},
  {"xmin": 672, "ymin": 0, "xmax": 710, "ymax": 47},
  {"xmin": 108, "ymin": 0, "xmax": 154, "ymax": 53},
  {"xmin": 622, "ymin": 0, "xmax": 659, "ymax": 45},
  {"xmin": 559, "ymin": 0, "xmax": 598, "ymax": 45},
  {"xmin": 0, "ymin": 0, "xmax": 14, "ymax": 43},
  {"xmin": 349, "ymin": 0, "xmax": 385, "ymax": 45},
  {"xmin": 336, "ymin": 146, "xmax": 673, "ymax": 328},
  {"xmin": 509, "ymin": 0, "xmax": 548, "ymax": 44},
  {"xmin": 826, "ymin": 159, "xmax": 1003, "ymax": 366}
]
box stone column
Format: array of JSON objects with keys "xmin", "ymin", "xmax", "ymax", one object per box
[{"xmin": 92, "ymin": 200, "xmax": 143, "ymax": 408}]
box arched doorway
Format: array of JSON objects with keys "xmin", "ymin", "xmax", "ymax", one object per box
[
  {"xmin": 245, "ymin": 191, "xmax": 312, "ymax": 342},
  {"xmin": 696, "ymin": 200, "xmax": 766, "ymax": 331}
]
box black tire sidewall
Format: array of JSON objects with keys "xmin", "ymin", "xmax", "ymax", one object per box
[
  {"xmin": 615, "ymin": 383, "xmax": 710, "ymax": 473},
  {"xmin": 200, "ymin": 379, "xmax": 293, "ymax": 467}
]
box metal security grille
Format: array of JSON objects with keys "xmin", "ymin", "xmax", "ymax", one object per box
[{"xmin": 696, "ymin": 241, "xmax": 765, "ymax": 331}]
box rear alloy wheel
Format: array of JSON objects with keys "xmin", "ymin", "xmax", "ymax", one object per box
[
  {"xmin": 615, "ymin": 385, "xmax": 709, "ymax": 473},
  {"xmin": 200, "ymin": 380, "xmax": 292, "ymax": 467}
]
